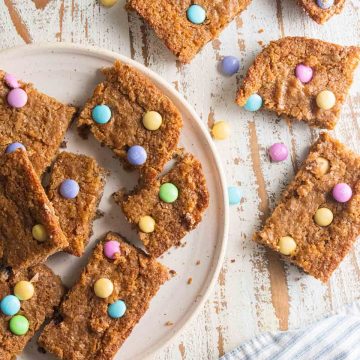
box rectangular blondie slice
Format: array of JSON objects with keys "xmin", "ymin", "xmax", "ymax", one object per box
[
  {"xmin": 127, "ymin": 0, "xmax": 251, "ymax": 63},
  {"xmin": 0, "ymin": 71, "xmax": 76, "ymax": 175},
  {"xmin": 38, "ymin": 232, "xmax": 169, "ymax": 360},
  {"xmin": 114, "ymin": 153, "xmax": 209, "ymax": 257},
  {"xmin": 255, "ymin": 133, "xmax": 360, "ymax": 282},
  {"xmin": 0, "ymin": 149, "xmax": 68, "ymax": 270},
  {"xmin": 77, "ymin": 60, "xmax": 182, "ymax": 182},
  {"xmin": 0, "ymin": 264, "xmax": 64, "ymax": 360},
  {"xmin": 47, "ymin": 152, "xmax": 106, "ymax": 256}
]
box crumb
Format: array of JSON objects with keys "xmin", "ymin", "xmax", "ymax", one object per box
[
  {"xmin": 187, "ymin": 277, "xmax": 193, "ymax": 285},
  {"xmin": 165, "ymin": 321, "xmax": 174, "ymax": 326},
  {"xmin": 181, "ymin": 242, "xmax": 187, "ymax": 248},
  {"xmin": 258, "ymin": 41, "xmax": 264, "ymax": 46},
  {"xmin": 258, "ymin": 28, "xmax": 264, "ymax": 33},
  {"xmin": 169, "ymin": 269, "xmax": 177, "ymax": 277},
  {"xmin": 60, "ymin": 140, "xmax": 67, "ymax": 149},
  {"xmin": 95, "ymin": 209, "xmax": 105, "ymax": 220},
  {"xmin": 231, "ymin": 259, "xmax": 235, "ymax": 263},
  {"xmin": 196, "ymin": 260, "xmax": 200, "ymax": 265}
]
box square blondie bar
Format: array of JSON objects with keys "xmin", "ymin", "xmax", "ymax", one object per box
[
  {"xmin": 0, "ymin": 149, "xmax": 68, "ymax": 270},
  {"xmin": 77, "ymin": 60, "xmax": 182, "ymax": 182},
  {"xmin": 255, "ymin": 133, "xmax": 360, "ymax": 282},
  {"xmin": 47, "ymin": 152, "xmax": 106, "ymax": 256},
  {"xmin": 114, "ymin": 153, "xmax": 209, "ymax": 257},
  {"xmin": 38, "ymin": 232, "xmax": 169, "ymax": 360},
  {"xmin": 299, "ymin": 0, "xmax": 345, "ymax": 24},
  {"xmin": 0, "ymin": 264, "xmax": 64, "ymax": 360},
  {"xmin": 127, "ymin": 0, "xmax": 251, "ymax": 63},
  {"xmin": 0, "ymin": 71, "xmax": 76, "ymax": 175}
]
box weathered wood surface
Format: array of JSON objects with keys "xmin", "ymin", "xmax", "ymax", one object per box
[{"xmin": 0, "ymin": 1, "xmax": 360, "ymax": 359}]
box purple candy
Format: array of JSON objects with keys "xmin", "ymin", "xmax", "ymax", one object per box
[
  {"xmin": 221, "ymin": 56, "xmax": 240, "ymax": 76},
  {"xmin": 295, "ymin": 64, "xmax": 313, "ymax": 84},
  {"xmin": 127, "ymin": 145, "xmax": 147, "ymax": 166},
  {"xmin": 104, "ymin": 240, "xmax": 121, "ymax": 260},
  {"xmin": 317, "ymin": 0, "xmax": 334, "ymax": 9},
  {"xmin": 332, "ymin": 183, "xmax": 352, "ymax": 203},
  {"xmin": 59, "ymin": 179, "xmax": 80, "ymax": 199},
  {"xmin": 268, "ymin": 143, "xmax": 288, "ymax": 162},
  {"xmin": 4, "ymin": 74, "xmax": 20, "ymax": 89},
  {"xmin": 5, "ymin": 142, "xmax": 26, "ymax": 154},
  {"xmin": 7, "ymin": 88, "xmax": 28, "ymax": 108}
]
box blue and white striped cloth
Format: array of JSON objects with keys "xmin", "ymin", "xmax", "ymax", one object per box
[{"xmin": 220, "ymin": 302, "xmax": 360, "ymax": 360}]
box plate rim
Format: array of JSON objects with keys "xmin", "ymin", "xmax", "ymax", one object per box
[{"xmin": 0, "ymin": 42, "xmax": 229, "ymax": 359}]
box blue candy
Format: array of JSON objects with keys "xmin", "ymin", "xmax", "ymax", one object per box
[
  {"xmin": 316, "ymin": 0, "xmax": 334, "ymax": 9},
  {"xmin": 1, "ymin": 295, "xmax": 20, "ymax": 316},
  {"xmin": 244, "ymin": 94, "xmax": 263, "ymax": 112},
  {"xmin": 92, "ymin": 105, "xmax": 112, "ymax": 124},
  {"xmin": 127, "ymin": 145, "xmax": 147, "ymax": 166},
  {"xmin": 228, "ymin": 186, "xmax": 242, "ymax": 205},
  {"xmin": 187, "ymin": 4, "xmax": 206, "ymax": 25},
  {"xmin": 221, "ymin": 56, "xmax": 240, "ymax": 76},
  {"xmin": 5, "ymin": 142, "xmax": 26, "ymax": 154},
  {"xmin": 60, "ymin": 179, "xmax": 80, "ymax": 199},
  {"xmin": 108, "ymin": 300, "xmax": 126, "ymax": 319}
]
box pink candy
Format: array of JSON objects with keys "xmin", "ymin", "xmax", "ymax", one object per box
[
  {"xmin": 4, "ymin": 74, "xmax": 20, "ymax": 89},
  {"xmin": 103, "ymin": 240, "xmax": 120, "ymax": 260},
  {"xmin": 332, "ymin": 183, "xmax": 352, "ymax": 203},
  {"xmin": 295, "ymin": 64, "xmax": 313, "ymax": 84},
  {"xmin": 7, "ymin": 88, "xmax": 28, "ymax": 108},
  {"xmin": 268, "ymin": 143, "xmax": 288, "ymax": 162}
]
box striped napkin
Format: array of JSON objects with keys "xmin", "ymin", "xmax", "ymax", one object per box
[{"xmin": 220, "ymin": 301, "xmax": 360, "ymax": 360}]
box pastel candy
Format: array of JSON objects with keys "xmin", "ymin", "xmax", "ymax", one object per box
[
  {"xmin": 244, "ymin": 94, "xmax": 262, "ymax": 112},
  {"xmin": 317, "ymin": 0, "xmax": 334, "ymax": 9},
  {"xmin": 7, "ymin": 88, "xmax": 28, "ymax": 108},
  {"xmin": 127, "ymin": 145, "xmax": 147, "ymax": 166},
  {"xmin": 60, "ymin": 179, "xmax": 80, "ymax": 199},
  {"xmin": 228, "ymin": 186, "xmax": 242, "ymax": 205},
  {"xmin": 295, "ymin": 64, "xmax": 313, "ymax": 84},
  {"xmin": 4, "ymin": 74, "xmax": 20, "ymax": 89},
  {"xmin": 9, "ymin": 315, "xmax": 29, "ymax": 336},
  {"xmin": 92, "ymin": 105, "xmax": 112, "ymax": 124},
  {"xmin": 108, "ymin": 300, "xmax": 127, "ymax": 319},
  {"xmin": 14, "ymin": 281, "xmax": 35, "ymax": 301},
  {"xmin": 332, "ymin": 183, "xmax": 352, "ymax": 203},
  {"xmin": 1, "ymin": 295, "xmax": 20, "ymax": 316},
  {"xmin": 187, "ymin": 4, "xmax": 206, "ymax": 24},
  {"xmin": 5, "ymin": 142, "xmax": 26, "ymax": 154},
  {"xmin": 104, "ymin": 240, "xmax": 121, "ymax": 260},
  {"xmin": 268, "ymin": 143, "xmax": 288, "ymax": 162},
  {"xmin": 221, "ymin": 56, "xmax": 240, "ymax": 76}
]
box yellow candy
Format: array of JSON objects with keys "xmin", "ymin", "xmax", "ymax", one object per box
[
  {"xmin": 100, "ymin": 0, "xmax": 118, "ymax": 7},
  {"xmin": 211, "ymin": 121, "xmax": 230, "ymax": 140},
  {"xmin": 94, "ymin": 278, "xmax": 113, "ymax": 298},
  {"xmin": 314, "ymin": 207, "xmax": 333, "ymax": 227},
  {"xmin": 32, "ymin": 224, "xmax": 48, "ymax": 242},
  {"xmin": 139, "ymin": 216, "xmax": 156, "ymax": 233},
  {"xmin": 142, "ymin": 111, "xmax": 162, "ymax": 131},
  {"xmin": 14, "ymin": 281, "xmax": 34, "ymax": 301},
  {"xmin": 316, "ymin": 157, "xmax": 330, "ymax": 175},
  {"xmin": 278, "ymin": 236, "xmax": 297, "ymax": 255},
  {"xmin": 316, "ymin": 90, "xmax": 336, "ymax": 110}
]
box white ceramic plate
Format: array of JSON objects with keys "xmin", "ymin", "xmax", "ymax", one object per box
[{"xmin": 0, "ymin": 44, "xmax": 228, "ymax": 360}]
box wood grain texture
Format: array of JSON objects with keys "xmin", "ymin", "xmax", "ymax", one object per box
[{"xmin": 0, "ymin": 0, "xmax": 360, "ymax": 359}]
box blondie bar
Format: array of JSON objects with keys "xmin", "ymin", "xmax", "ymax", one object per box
[
  {"xmin": 127, "ymin": 0, "xmax": 251, "ymax": 63},
  {"xmin": 38, "ymin": 232, "xmax": 169, "ymax": 360},
  {"xmin": 255, "ymin": 133, "xmax": 360, "ymax": 282},
  {"xmin": 114, "ymin": 153, "xmax": 209, "ymax": 257},
  {"xmin": 236, "ymin": 37, "xmax": 360, "ymax": 129},
  {"xmin": 77, "ymin": 60, "xmax": 182, "ymax": 182},
  {"xmin": 299, "ymin": 0, "xmax": 345, "ymax": 24},
  {"xmin": 0, "ymin": 264, "xmax": 64, "ymax": 360},
  {"xmin": 47, "ymin": 152, "xmax": 106, "ymax": 256},
  {"xmin": 0, "ymin": 71, "xmax": 76, "ymax": 175},
  {"xmin": 0, "ymin": 149, "xmax": 68, "ymax": 270}
]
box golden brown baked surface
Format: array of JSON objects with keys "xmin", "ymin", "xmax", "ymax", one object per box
[
  {"xmin": 38, "ymin": 232, "xmax": 169, "ymax": 360},
  {"xmin": 0, "ymin": 264, "xmax": 64, "ymax": 360},
  {"xmin": 299, "ymin": 0, "xmax": 345, "ymax": 24},
  {"xmin": 47, "ymin": 152, "xmax": 106, "ymax": 257},
  {"xmin": 127, "ymin": 0, "xmax": 251, "ymax": 63},
  {"xmin": 0, "ymin": 71, "xmax": 76, "ymax": 175},
  {"xmin": 236, "ymin": 37, "xmax": 360, "ymax": 129},
  {"xmin": 0, "ymin": 150, "xmax": 68, "ymax": 270},
  {"xmin": 77, "ymin": 60, "xmax": 182, "ymax": 182},
  {"xmin": 115, "ymin": 153, "xmax": 209, "ymax": 258},
  {"xmin": 255, "ymin": 133, "xmax": 360, "ymax": 282}
]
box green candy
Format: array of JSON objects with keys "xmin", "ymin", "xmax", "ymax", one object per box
[
  {"xmin": 159, "ymin": 183, "xmax": 178, "ymax": 203},
  {"xmin": 9, "ymin": 315, "xmax": 29, "ymax": 335}
]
